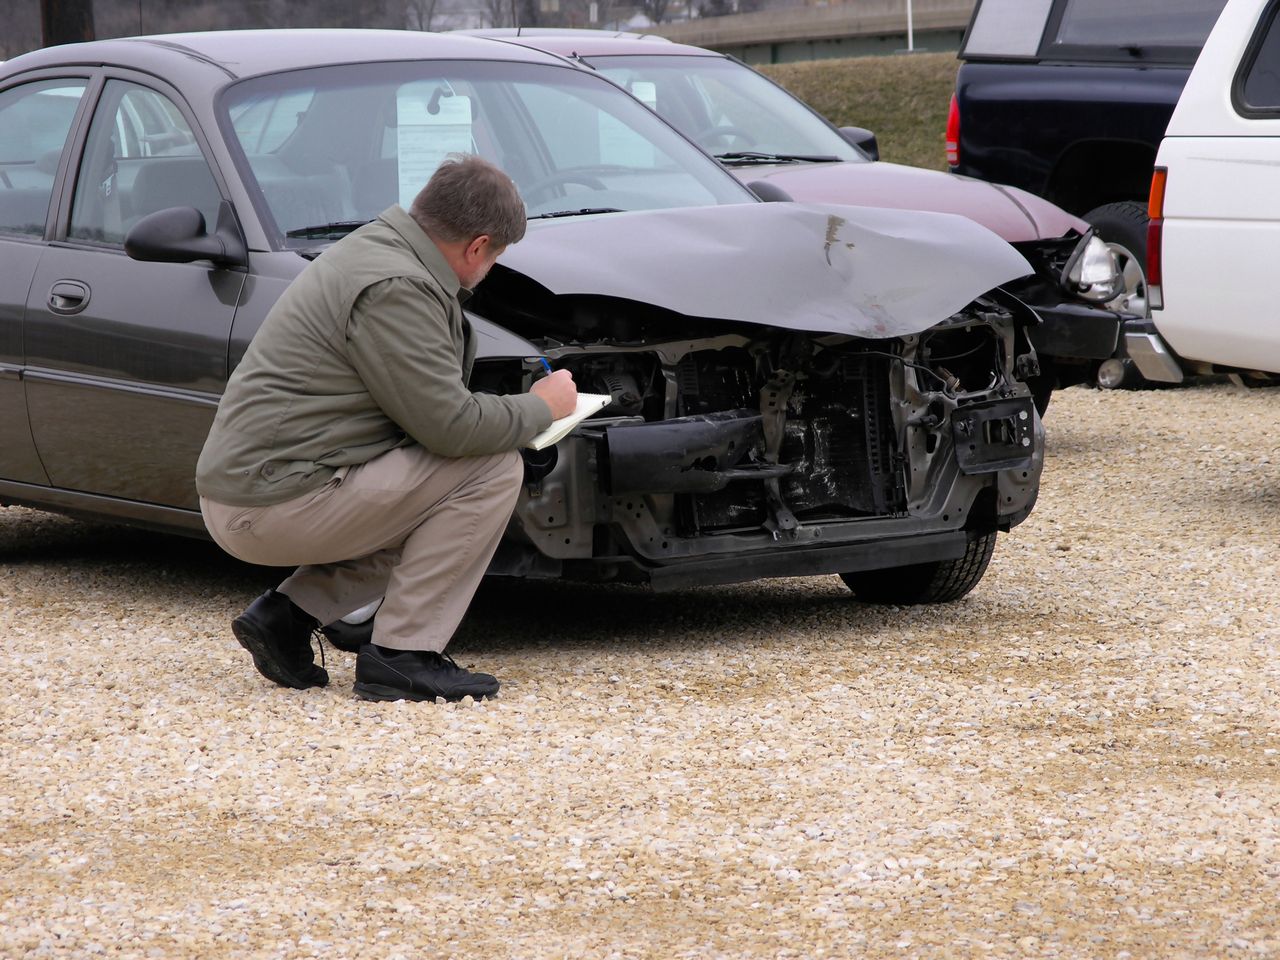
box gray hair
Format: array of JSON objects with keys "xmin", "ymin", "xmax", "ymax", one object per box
[{"xmin": 408, "ymin": 154, "xmax": 527, "ymax": 249}]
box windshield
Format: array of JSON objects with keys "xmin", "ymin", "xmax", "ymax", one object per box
[
  {"xmin": 587, "ymin": 54, "xmax": 864, "ymax": 162},
  {"xmin": 219, "ymin": 59, "xmax": 752, "ymax": 244}
]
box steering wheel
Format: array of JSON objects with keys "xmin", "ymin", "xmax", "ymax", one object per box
[
  {"xmin": 522, "ymin": 169, "xmax": 608, "ymax": 204},
  {"xmin": 694, "ymin": 124, "xmax": 758, "ymax": 151}
]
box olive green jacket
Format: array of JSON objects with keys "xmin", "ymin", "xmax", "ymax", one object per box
[{"xmin": 196, "ymin": 206, "xmax": 550, "ymax": 507}]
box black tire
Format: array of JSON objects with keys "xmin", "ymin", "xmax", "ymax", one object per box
[
  {"xmin": 1083, "ymin": 200, "xmax": 1151, "ymax": 390},
  {"xmin": 839, "ymin": 532, "xmax": 997, "ymax": 605}
]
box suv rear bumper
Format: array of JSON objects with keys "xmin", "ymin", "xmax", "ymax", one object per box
[{"xmin": 1123, "ymin": 318, "xmax": 1186, "ymax": 383}]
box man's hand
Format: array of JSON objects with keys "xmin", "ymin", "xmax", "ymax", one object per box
[{"xmin": 530, "ymin": 368, "xmax": 578, "ymax": 420}]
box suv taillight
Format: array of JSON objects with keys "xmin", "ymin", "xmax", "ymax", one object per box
[
  {"xmin": 1147, "ymin": 166, "xmax": 1167, "ymax": 309},
  {"xmin": 946, "ymin": 94, "xmax": 961, "ymax": 168}
]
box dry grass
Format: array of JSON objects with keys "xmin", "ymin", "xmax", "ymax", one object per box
[{"xmin": 760, "ymin": 51, "xmax": 959, "ymax": 171}]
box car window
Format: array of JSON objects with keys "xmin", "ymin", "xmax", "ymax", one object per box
[
  {"xmin": 219, "ymin": 59, "xmax": 752, "ymax": 241},
  {"xmin": 1046, "ymin": 0, "xmax": 1229, "ymax": 57},
  {"xmin": 1239, "ymin": 3, "xmax": 1280, "ymax": 112},
  {"xmin": 69, "ymin": 81, "xmax": 222, "ymax": 246},
  {"xmin": 229, "ymin": 87, "xmax": 316, "ymax": 154},
  {"xmin": 512, "ymin": 79, "xmax": 665, "ymax": 169},
  {"xmin": 591, "ymin": 55, "xmax": 863, "ymax": 161},
  {"xmin": 962, "ymin": 0, "xmax": 1054, "ymax": 58},
  {"xmin": 0, "ymin": 79, "xmax": 87, "ymax": 237}
]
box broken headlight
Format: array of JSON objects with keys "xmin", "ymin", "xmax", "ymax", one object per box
[{"xmin": 1062, "ymin": 232, "xmax": 1122, "ymax": 302}]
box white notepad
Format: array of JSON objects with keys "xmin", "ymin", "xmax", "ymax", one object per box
[{"xmin": 525, "ymin": 393, "xmax": 611, "ymax": 451}]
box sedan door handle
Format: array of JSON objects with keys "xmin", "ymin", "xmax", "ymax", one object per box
[{"xmin": 48, "ymin": 280, "xmax": 90, "ymax": 315}]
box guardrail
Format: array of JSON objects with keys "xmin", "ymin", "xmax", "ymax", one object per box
[{"xmin": 649, "ymin": 0, "xmax": 974, "ymax": 57}]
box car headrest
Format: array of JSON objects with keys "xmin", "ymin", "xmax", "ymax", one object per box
[{"xmin": 130, "ymin": 157, "xmax": 221, "ymax": 222}]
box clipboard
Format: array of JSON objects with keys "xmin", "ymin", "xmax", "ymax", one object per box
[{"xmin": 525, "ymin": 393, "xmax": 611, "ymax": 451}]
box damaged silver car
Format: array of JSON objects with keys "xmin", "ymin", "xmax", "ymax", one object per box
[{"xmin": 0, "ymin": 30, "xmax": 1042, "ymax": 603}]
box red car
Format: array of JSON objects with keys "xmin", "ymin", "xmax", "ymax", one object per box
[{"xmin": 467, "ymin": 30, "xmax": 1131, "ymax": 409}]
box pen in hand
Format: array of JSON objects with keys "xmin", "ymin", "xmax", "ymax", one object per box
[{"xmin": 529, "ymin": 357, "xmax": 578, "ymax": 419}]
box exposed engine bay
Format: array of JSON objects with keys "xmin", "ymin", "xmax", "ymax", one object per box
[{"xmin": 469, "ymin": 276, "xmax": 1044, "ymax": 589}]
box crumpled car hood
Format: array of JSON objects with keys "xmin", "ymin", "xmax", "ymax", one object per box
[{"xmin": 496, "ymin": 202, "xmax": 1032, "ymax": 338}]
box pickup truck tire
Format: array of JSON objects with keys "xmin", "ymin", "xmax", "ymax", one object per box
[
  {"xmin": 840, "ymin": 532, "xmax": 996, "ymax": 604},
  {"xmin": 1085, "ymin": 201, "xmax": 1152, "ymax": 390}
]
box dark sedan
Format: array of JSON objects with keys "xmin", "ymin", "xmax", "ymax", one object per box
[{"xmin": 0, "ymin": 29, "xmax": 1043, "ymax": 603}]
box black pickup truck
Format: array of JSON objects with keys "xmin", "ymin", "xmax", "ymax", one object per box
[{"xmin": 948, "ymin": 0, "xmax": 1229, "ymax": 385}]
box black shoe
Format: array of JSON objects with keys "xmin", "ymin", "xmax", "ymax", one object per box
[
  {"xmin": 232, "ymin": 589, "xmax": 328, "ymax": 689},
  {"xmin": 319, "ymin": 617, "xmax": 373, "ymax": 653},
  {"xmin": 353, "ymin": 645, "xmax": 499, "ymax": 702}
]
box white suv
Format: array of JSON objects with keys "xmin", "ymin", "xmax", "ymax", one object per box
[{"xmin": 1128, "ymin": 0, "xmax": 1280, "ymax": 385}]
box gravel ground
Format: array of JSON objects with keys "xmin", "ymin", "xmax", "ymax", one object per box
[{"xmin": 1, "ymin": 383, "xmax": 1278, "ymax": 959}]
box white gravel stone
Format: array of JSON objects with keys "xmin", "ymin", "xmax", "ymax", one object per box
[{"xmin": 0, "ymin": 384, "xmax": 1277, "ymax": 958}]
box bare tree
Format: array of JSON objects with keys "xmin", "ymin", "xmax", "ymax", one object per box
[
  {"xmin": 477, "ymin": 0, "xmax": 538, "ymax": 27},
  {"xmin": 480, "ymin": 0, "xmax": 510, "ymax": 27},
  {"xmin": 7, "ymin": 0, "xmax": 499, "ymax": 54},
  {"xmin": 41, "ymin": 0, "xmax": 96, "ymax": 46},
  {"xmin": 516, "ymin": 0, "xmax": 542, "ymax": 28},
  {"xmin": 1, "ymin": 2, "xmax": 41, "ymax": 57},
  {"xmin": 637, "ymin": 0, "xmax": 672, "ymax": 24},
  {"xmin": 405, "ymin": 0, "xmax": 441, "ymax": 30},
  {"xmin": 558, "ymin": 0, "xmax": 608, "ymax": 28},
  {"xmin": 693, "ymin": 0, "xmax": 732, "ymax": 15}
]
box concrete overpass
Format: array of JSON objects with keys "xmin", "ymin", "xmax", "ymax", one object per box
[{"xmin": 648, "ymin": 0, "xmax": 976, "ymax": 64}]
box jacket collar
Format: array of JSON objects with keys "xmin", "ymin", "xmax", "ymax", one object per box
[{"xmin": 379, "ymin": 205, "xmax": 461, "ymax": 299}]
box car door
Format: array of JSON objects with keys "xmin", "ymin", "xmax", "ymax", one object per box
[
  {"xmin": 0, "ymin": 75, "xmax": 90, "ymax": 487},
  {"xmin": 24, "ymin": 75, "xmax": 243, "ymax": 510}
]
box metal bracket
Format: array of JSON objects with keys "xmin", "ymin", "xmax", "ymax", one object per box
[
  {"xmin": 759, "ymin": 370, "xmax": 799, "ymax": 535},
  {"xmin": 951, "ymin": 396, "xmax": 1037, "ymax": 475}
]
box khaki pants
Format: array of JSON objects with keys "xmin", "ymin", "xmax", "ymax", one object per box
[{"xmin": 201, "ymin": 446, "xmax": 523, "ymax": 652}]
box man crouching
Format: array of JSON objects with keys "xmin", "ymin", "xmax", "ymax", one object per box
[{"xmin": 196, "ymin": 154, "xmax": 576, "ymax": 702}]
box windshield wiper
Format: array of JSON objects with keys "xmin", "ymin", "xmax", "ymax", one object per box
[
  {"xmin": 528, "ymin": 207, "xmax": 624, "ymax": 220},
  {"xmin": 285, "ymin": 220, "xmax": 372, "ymax": 239},
  {"xmin": 714, "ymin": 151, "xmax": 842, "ymax": 165}
]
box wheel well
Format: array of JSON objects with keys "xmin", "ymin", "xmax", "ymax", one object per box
[
  {"xmin": 965, "ymin": 487, "xmax": 998, "ymax": 532},
  {"xmin": 1045, "ymin": 141, "xmax": 1156, "ymax": 216}
]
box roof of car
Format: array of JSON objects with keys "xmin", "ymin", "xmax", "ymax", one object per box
[
  {"xmin": 466, "ymin": 31, "xmax": 721, "ymax": 59},
  {"xmin": 2, "ymin": 29, "xmax": 563, "ymax": 81}
]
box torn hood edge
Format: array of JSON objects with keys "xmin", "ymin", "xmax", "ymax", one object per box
[{"xmin": 490, "ymin": 202, "xmax": 1033, "ymax": 340}]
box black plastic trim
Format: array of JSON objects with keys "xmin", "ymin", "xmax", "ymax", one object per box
[
  {"xmin": 0, "ymin": 479, "xmax": 207, "ymax": 538},
  {"xmin": 21, "ymin": 367, "xmax": 220, "ymax": 407},
  {"xmin": 1233, "ymin": 0, "xmax": 1280, "ymax": 118},
  {"xmin": 1026, "ymin": 302, "xmax": 1124, "ymax": 359},
  {"xmin": 645, "ymin": 530, "xmax": 970, "ymax": 592}
]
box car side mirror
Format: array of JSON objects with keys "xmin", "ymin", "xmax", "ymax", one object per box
[
  {"xmin": 839, "ymin": 126, "xmax": 879, "ymax": 161},
  {"xmin": 124, "ymin": 200, "xmax": 247, "ymax": 267},
  {"xmin": 746, "ymin": 180, "xmax": 793, "ymax": 203}
]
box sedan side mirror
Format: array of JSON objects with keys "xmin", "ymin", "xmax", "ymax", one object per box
[
  {"xmin": 125, "ymin": 200, "xmax": 247, "ymax": 268},
  {"xmin": 839, "ymin": 126, "xmax": 879, "ymax": 161},
  {"xmin": 746, "ymin": 180, "xmax": 794, "ymax": 203}
]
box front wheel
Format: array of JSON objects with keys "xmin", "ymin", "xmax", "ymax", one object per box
[
  {"xmin": 1084, "ymin": 200, "xmax": 1151, "ymax": 390},
  {"xmin": 839, "ymin": 532, "xmax": 997, "ymax": 604}
]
